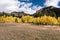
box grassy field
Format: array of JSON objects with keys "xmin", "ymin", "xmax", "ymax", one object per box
[{"xmin": 0, "ymin": 23, "xmax": 60, "ymax": 40}]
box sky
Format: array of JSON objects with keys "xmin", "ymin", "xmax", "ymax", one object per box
[{"xmin": 0, "ymin": 0, "xmax": 60, "ymax": 14}]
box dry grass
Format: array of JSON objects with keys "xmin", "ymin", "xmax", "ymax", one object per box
[{"xmin": 0, "ymin": 23, "xmax": 60, "ymax": 40}]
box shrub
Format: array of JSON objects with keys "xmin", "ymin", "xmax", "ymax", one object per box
[
  {"xmin": 0, "ymin": 15, "xmax": 16, "ymax": 23},
  {"xmin": 32, "ymin": 17, "xmax": 41, "ymax": 24},
  {"xmin": 17, "ymin": 18, "xmax": 22, "ymax": 23},
  {"xmin": 40, "ymin": 15, "xmax": 58, "ymax": 24},
  {"xmin": 58, "ymin": 17, "xmax": 60, "ymax": 24},
  {"xmin": 5, "ymin": 16, "xmax": 16, "ymax": 23},
  {"xmin": 21, "ymin": 15, "xmax": 34, "ymax": 23},
  {"xmin": 0, "ymin": 15, "xmax": 59, "ymax": 25}
]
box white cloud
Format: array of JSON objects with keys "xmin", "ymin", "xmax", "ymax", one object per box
[
  {"xmin": 20, "ymin": 0, "xmax": 30, "ymax": 1},
  {"xmin": 45, "ymin": 0, "xmax": 60, "ymax": 7},
  {"xmin": 19, "ymin": 3, "xmax": 42, "ymax": 14},
  {"xmin": 0, "ymin": 0, "xmax": 20, "ymax": 13},
  {"xmin": 0, "ymin": 0, "xmax": 42, "ymax": 14}
]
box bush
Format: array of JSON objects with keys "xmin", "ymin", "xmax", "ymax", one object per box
[
  {"xmin": 0, "ymin": 15, "xmax": 59, "ymax": 25},
  {"xmin": 0, "ymin": 15, "xmax": 16, "ymax": 23},
  {"xmin": 58, "ymin": 17, "xmax": 60, "ymax": 24},
  {"xmin": 40, "ymin": 15, "xmax": 58, "ymax": 24},
  {"xmin": 32, "ymin": 17, "xmax": 41, "ymax": 24},
  {"xmin": 17, "ymin": 18, "xmax": 22, "ymax": 23},
  {"xmin": 21, "ymin": 15, "xmax": 34, "ymax": 23}
]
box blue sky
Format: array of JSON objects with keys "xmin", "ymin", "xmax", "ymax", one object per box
[
  {"xmin": 19, "ymin": 0, "xmax": 60, "ymax": 7},
  {"xmin": 58, "ymin": 1, "xmax": 60, "ymax": 6},
  {"xmin": 19, "ymin": 0, "xmax": 46, "ymax": 6},
  {"xmin": 0, "ymin": 0, "xmax": 60, "ymax": 14}
]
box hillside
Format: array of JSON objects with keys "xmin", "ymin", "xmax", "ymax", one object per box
[
  {"xmin": 33, "ymin": 6, "xmax": 60, "ymax": 17},
  {"xmin": 0, "ymin": 12, "xmax": 30, "ymax": 17}
]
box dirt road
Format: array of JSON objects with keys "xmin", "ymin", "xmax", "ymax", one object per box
[{"xmin": 0, "ymin": 23, "xmax": 60, "ymax": 40}]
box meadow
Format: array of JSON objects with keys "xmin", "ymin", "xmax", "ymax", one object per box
[{"xmin": 0, "ymin": 23, "xmax": 60, "ymax": 40}]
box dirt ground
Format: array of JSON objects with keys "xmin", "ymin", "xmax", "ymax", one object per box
[{"xmin": 0, "ymin": 23, "xmax": 60, "ymax": 40}]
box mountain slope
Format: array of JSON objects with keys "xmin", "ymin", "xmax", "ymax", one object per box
[{"xmin": 33, "ymin": 6, "xmax": 60, "ymax": 17}]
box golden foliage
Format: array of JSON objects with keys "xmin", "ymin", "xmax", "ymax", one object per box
[
  {"xmin": 0, "ymin": 16, "xmax": 16, "ymax": 23},
  {"xmin": 21, "ymin": 15, "xmax": 34, "ymax": 23},
  {"xmin": 0, "ymin": 15, "xmax": 59, "ymax": 25},
  {"xmin": 17, "ymin": 18, "xmax": 22, "ymax": 23},
  {"xmin": 58, "ymin": 17, "xmax": 60, "ymax": 24},
  {"xmin": 40, "ymin": 15, "xmax": 58, "ymax": 24}
]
